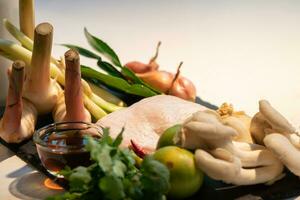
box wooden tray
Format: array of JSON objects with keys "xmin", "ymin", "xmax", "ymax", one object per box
[{"xmin": 1, "ymin": 97, "xmax": 299, "ymax": 200}]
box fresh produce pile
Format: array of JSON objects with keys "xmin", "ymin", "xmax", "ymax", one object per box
[
  {"xmin": 0, "ymin": 0, "xmax": 195, "ymax": 144},
  {"xmin": 47, "ymin": 128, "xmax": 170, "ymax": 200},
  {"xmin": 48, "ymin": 97, "xmax": 300, "ymax": 199},
  {"xmin": 1, "ymin": 1, "xmax": 300, "ymax": 200},
  {"xmin": 155, "ymin": 99, "xmax": 300, "ymax": 188}
]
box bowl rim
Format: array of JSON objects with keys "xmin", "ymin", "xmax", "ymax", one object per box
[{"xmin": 33, "ymin": 121, "xmax": 102, "ymax": 149}]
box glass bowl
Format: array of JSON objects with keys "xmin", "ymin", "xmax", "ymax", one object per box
[{"xmin": 33, "ymin": 121, "xmax": 102, "ymax": 177}]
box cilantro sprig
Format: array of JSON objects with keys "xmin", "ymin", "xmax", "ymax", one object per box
[{"xmin": 47, "ymin": 128, "xmax": 170, "ymax": 200}]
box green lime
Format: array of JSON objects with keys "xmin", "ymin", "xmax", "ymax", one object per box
[
  {"xmin": 153, "ymin": 146, "xmax": 203, "ymax": 199},
  {"xmin": 157, "ymin": 124, "xmax": 182, "ymax": 149}
]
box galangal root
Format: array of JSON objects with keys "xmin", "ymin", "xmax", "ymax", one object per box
[
  {"xmin": 250, "ymin": 100, "xmax": 300, "ymax": 176},
  {"xmin": 0, "ymin": 61, "xmax": 37, "ymax": 143},
  {"xmin": 176, "ymin": 110, "xmax": 283, "ymax": 185}
]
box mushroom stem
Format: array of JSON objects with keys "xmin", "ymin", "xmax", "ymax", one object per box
[
  {"xmin": 195, "ymin": 148, "xmax": 283, "ymax": 185},
  {"xmin": 264, "ymin": 133, "xmax": 300, "ymax": 176},
  {"xmin": 19, "ymin": 0, "xmax": 35, "ymax": 39}
]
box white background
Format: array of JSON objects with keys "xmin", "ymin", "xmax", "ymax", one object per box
[{"xmin": 32, "ymin": 0, "xmax": 300, "ymax": 127}]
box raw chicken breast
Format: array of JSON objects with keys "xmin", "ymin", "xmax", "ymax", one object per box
[{"xmin": 97, "ymin": 95, "xmax": 207, "ymax": 152}]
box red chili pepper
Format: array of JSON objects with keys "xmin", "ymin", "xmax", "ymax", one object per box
[{"xmin": 130, "ymin": 140, "xmax": 147, "ymax": 158}]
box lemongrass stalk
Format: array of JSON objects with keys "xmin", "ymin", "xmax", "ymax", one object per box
[
  {"xmin": 2, "ymin": 61, "xmax": 25, "ymax": 133},
  {"xmin": 90, "ymin": 93, "xmax": 124, "ymax": 112},
  {"xmin": 64, "ymin": 49, "xmax": 91, "ymax": 121},
  {"xmin": 23, "ymin": 23, "xmax": 61, "ymax": 114},
  {"xmin": 19, "ymin": 0, "xmax": 35, "ymax": 39},
  {"xmin": 0, "ymin": 39, "xmax": 123, "ymax": 117},
  {"xmin": 3, "ymin": 19, "xmax": 60, "ymax": 66},
  {"xmin": 0, "ymin": 60, "xmax": 37, "ymax": 143},
  {"xmin": 0, "ymin": 39, "xmax": 65, "ymax": 84},
  {"xmin": 0, "ymin": 39, "xmax": 32, "ymax": 64},
  {"xmin": 27, "ymin": 23, "xmax": 53, "ymax": 91},
  {"xmin": 2, "ymin": 20, "xmax": 125, "ymax": 113},
  {"xmin": 84, "ymin": 94, "xmax": 107, "ymax": 120},
  {"xmin": 89, "ymin": 81, "xmax": 126, "ymax": 107},
  {"xmin": 4, "ymin": 18, "xmax": 32, "ymax": 50}
]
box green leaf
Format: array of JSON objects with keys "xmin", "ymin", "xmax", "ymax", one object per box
[
  {"xmin": 99, "ymin": 175, "xmax": 125, "ymax": 200},
  {"xmin": 140, "ymin": 156, "xmax": 170, "ymax": 196},
  {"xmin": 95, "ymin": 145, "xmax": 113, "ymax": 172},
  {"xmin": 121, "ymin": 67, "xmax": 162, "ymax": 94},
  {"xmin": 81, "ymin": 65, "xmax": 157, "ymax": 97},
  {"xmin": 84, "ymin": 28, "xmax": 122, "ymax": 67},
  {"xmin": 120, "ymin": 149, "xmax": 136, "ymax": 167},
  {"xmin": 68, "ymin": 166, "xmax": 92, "ymax": 192},
  {"xmin": 122, "ymin": 177, "xmax": 143, "ymax": 199},
  {"xmin": 99, "ymin": 127, "xmax": 113, "ymax": 145},
  {"xmin": 58, "ymin": 166, "xmax": 72, "ymax": 178},
  {"xmin": 112, "ymin": 160, "xmax": 127, "ymax": 178},
  {"xmin": 112, "ymin": 127, "xmax": 124, "ymax": 147},
  {"xmin": 97, "ymin": 60, "xmax": 124, "ymax": 78},
  {"xmin": 45, "ymin": 192, "xmax": 82, "ymax": 200},
  {"xmin": 85, "ymin": 136, "xmax": 113, "ymax": 173},
  {"xmin": 61, "ymin": 44, "xmax": 101, "ymax": 59},
  {"xmin": 121, "ymin": 67, "xmax": 143, "ymax": 84}
]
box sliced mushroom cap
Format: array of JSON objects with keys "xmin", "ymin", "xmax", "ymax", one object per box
[
  {"xmin": 223, "ymin": 116, "xmax": 253, "ymax": 143},
  {"xmin": 187, "ymin": 110, "xmax": 221, "ymax": 125},
  {"xmin": 178, "ymin": 111, "xmax": 238, "ymax": 149},
  {"xmin": 259, "ymin": 100, "xmax": 295, "ymax": 134},
  {"xmin": 250, "ymin": 112, "xmax": 271, "ymax": 145}
]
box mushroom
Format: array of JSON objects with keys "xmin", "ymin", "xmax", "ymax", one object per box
[
  {"xmin": 264, "ymin": 133, "xmax": 300, "ymax": 176},
  {"xmin": 179, "ymin": 111, "xmax": 281, "ymax": 167},
  {"xmin": 249, "ymin": 100, "xmax": 300, "ymax": 178},
  {"xmin": 177, "ymin": 110, "xmax": 283, "ymax": 184},
  {"xmin": 195, "ymin": 148, "xmax": 283, "ymax": 185},
  {"xmin": 218, "ymin": 103, "xmax": 253, "ymax": 143},
  {"xmin": 264, "ymin": 133, "xmax": 300, "ymax": 175},
  {"xmin": 179, "ymin": 110, "xmax": 237, "ymax": 150},
  {"xmin": 250, "ymin": 100, "xmax": 295, "ymax": 144}
]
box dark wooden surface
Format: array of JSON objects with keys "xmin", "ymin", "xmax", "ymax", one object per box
[{"xmin": 1, "ymin": 97, "xmax": 300, "ymax": 200}]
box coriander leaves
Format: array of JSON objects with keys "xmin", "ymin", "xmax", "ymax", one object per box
[{"xmin": 47, "ymin": 128, "xmax": 170, "ymax": 200}]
